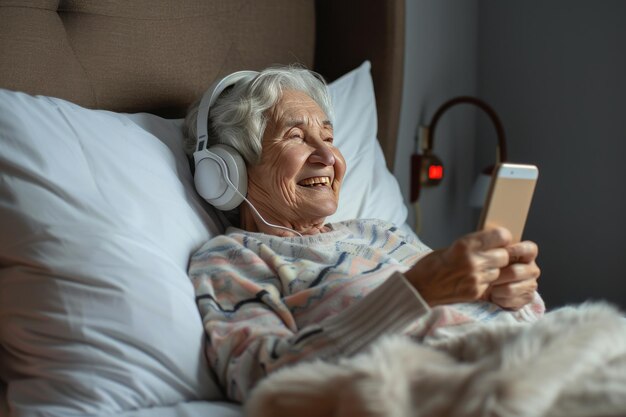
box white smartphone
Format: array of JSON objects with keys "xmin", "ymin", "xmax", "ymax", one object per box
[{"xmin": 477, "ymin": 163, "xmax": 539, "ymax": 243}]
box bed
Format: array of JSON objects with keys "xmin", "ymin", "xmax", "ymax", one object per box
[
  {"xmin": 0, "ymin": 1, "xmax": 408, "ymax": 416},
  {"xmin": 3, "ymin": 2, "xmax": 626, "ymax": 417}
]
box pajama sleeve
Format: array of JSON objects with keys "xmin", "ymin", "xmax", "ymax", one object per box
[{"xmin": 189, "ymin": 236, "xmax": 430, "ymax": 402}]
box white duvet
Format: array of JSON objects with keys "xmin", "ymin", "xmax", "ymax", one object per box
[{"xmin": 247, "ymin": 302, "xmax": 626, "ymax": 417}]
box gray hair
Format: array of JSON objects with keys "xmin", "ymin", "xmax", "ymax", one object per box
[{"xmin": 183, "ymin": 65, "xmax": 333, "ymax": 165}]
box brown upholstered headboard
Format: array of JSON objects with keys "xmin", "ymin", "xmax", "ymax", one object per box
[{"xmin": 0, "ymin": 0, "xmax": 404, "ymax": 168}]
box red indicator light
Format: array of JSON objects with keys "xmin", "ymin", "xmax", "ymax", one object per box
[{"xmin": 428, "ymin": 165, "xmax": 444, "ymax": 180}]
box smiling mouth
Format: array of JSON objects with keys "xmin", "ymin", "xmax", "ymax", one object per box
[{"xmin": 297, "ymin": 176, "xmax": 331, "ymax": 187}]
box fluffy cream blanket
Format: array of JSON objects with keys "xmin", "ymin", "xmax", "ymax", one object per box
[{"xmin": 246, "ymin": 302, "xmax": 626, "ymax": 417}]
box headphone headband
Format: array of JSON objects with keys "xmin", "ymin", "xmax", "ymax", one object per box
[{"xmin": 195, "ymin": 70, "xmax": 259, "ymax": 152}]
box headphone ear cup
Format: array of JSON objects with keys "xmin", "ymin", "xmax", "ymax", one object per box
[{"xmin": 193, "ymin": 144, "xmax": 248, "ymax": 211}]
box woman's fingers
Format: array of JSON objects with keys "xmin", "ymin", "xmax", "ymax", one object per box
[
  {"xmin": 493, "ymin": 261, "xmax": 541, "ymax": 285},
  {"xmin": 453, "ymin": 227, "xmax": 513, "ymax": 252},
  {"xmin": 505, "ymin": 240, "xmax": 539, "ymax": 264},
  {"xmin": 488, "ymin": 256, "xmax": 541, "ymax": 310},
  {"xmin": 491, "ymin": 240, "xmax": 540, "ymax": 286},
  {"xmin": 489, "ymin": 278, "xmax": 538, "ymax": 310},
  {"xmin": 480, "ymin": 248, "xmax": 511, "ymax": 270},
  {"xmin": 405, "ymin": 228, "xmax": 516, "ymax": 306},
  {"xmin": 405, "ymin": 231, "xmax": 541, "ymax": 310},
  {"xmin": 444, "ymin": 227, "xmax": 512, "ymax": 271}
]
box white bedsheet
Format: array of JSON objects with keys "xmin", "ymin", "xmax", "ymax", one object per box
[
  {"xmin": 112, "ymin": 401, "xmax": 242, "ymax": 417},
  {"xmin": 0, "ymin": 394, "xmax": 243, "ymax": 417},
  {"xmin": 2, "ymin": 378, "xmax": 243, "ymax": 417}
]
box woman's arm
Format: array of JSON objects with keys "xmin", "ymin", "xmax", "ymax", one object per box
[{"xmin": 190, "ymin": 236, "xmax": 429, "ymax": 402}]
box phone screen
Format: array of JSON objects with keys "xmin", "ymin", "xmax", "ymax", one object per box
[{"xmin": 477, "ymin": 164, "xmax": 538, "ymax": 243}]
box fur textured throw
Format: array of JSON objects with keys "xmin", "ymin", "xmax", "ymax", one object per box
[{"xmin": 246, "ymin": 302, "xmax": 626, "ymax": 417}]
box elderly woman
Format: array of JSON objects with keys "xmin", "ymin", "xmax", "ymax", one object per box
[{"xmin": 183, "ymin": 66, "xmax": 543, "ymax": 402}]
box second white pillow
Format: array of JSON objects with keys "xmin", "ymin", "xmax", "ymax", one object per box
[{"xmin": 326, "ymin": 61, "xmax": 407, "ymax": 227}]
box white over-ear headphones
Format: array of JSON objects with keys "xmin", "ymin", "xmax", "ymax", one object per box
[{"xmin": 193, "ymin": 70, "xmax": 259, "ymax": 210}]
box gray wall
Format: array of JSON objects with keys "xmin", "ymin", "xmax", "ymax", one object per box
[
  {"xmin": 396, "ymin": 0, "xmax": 626, "ymax": 310},
  {"xmin": 476, "ymin": 0, "xmax": 626, "ymax": 309},
  {"xmin": 395, "ymin": 0, "xmax": 479, "ymax": 249}
]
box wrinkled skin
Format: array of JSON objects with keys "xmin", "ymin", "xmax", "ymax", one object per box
[
  {"xmin": 241, "ymin": 89, "xmax": 346, "ymax": 236},
  {"xmin": 405, "ymin": 227, "xmax": 540, "ymax": 310},
  {"xmin": 240, "ymin": 90, "xmax": 539, "ymax": 310}
]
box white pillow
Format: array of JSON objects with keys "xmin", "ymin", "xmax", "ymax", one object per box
[
  {"xmin": 0, "ymin": 90, "xmax": 224, "ymax": 416},
  {"xmin": 0, "ymin": 61, "xmax": 406, "ymax": 415},
  {"xmin": 326, "ymin": 60, "xmax": 407, "ymax": 226}
]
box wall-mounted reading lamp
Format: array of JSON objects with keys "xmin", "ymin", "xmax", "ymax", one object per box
[{"xmin": 410, "ymin": 96, "xmax": 508, "ymax": 206}]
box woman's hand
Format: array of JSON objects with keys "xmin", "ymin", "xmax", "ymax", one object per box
[
  {"xmin": 404, "ymin": 227, "xmax": 541, "ymax": 310},
  {"xmin": 483, "ymin": 240, "xmax": 541, "ymax": 310},
  {"xmin": 404, "ymin": 228, "xmax": 513, "ymax": 306}
]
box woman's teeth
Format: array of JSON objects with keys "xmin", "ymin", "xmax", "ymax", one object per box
[{"xmin": 298, "ymin": 176, "xmax": 330, "ymax": 187}]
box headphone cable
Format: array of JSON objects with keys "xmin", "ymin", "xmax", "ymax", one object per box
[{"xmin": 214, "ymin": 156, "xmax": 303, "ymax": 237}]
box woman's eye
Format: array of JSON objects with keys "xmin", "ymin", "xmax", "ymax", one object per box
[
  {"xmin": 325, "ymin": 136, "xmax": 334, "ymax": 144},
  {"xmin": 287, "ymin": 129, "xmax": 304, "ymax": 140}
]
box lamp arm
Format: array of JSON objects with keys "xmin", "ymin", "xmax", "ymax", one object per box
[{"xmin": 428, "ymin": 96, "xmax": 508, "ymax": 163}]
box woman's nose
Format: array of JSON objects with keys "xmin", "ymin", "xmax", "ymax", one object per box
[{"xmin": 308, "ymin": 142, "xmax": 336, "ymax": 166}]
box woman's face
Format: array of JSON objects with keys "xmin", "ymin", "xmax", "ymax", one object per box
[{"xmin": 246, "ymin": 89, "xmax": 346, "ymax": 230}]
